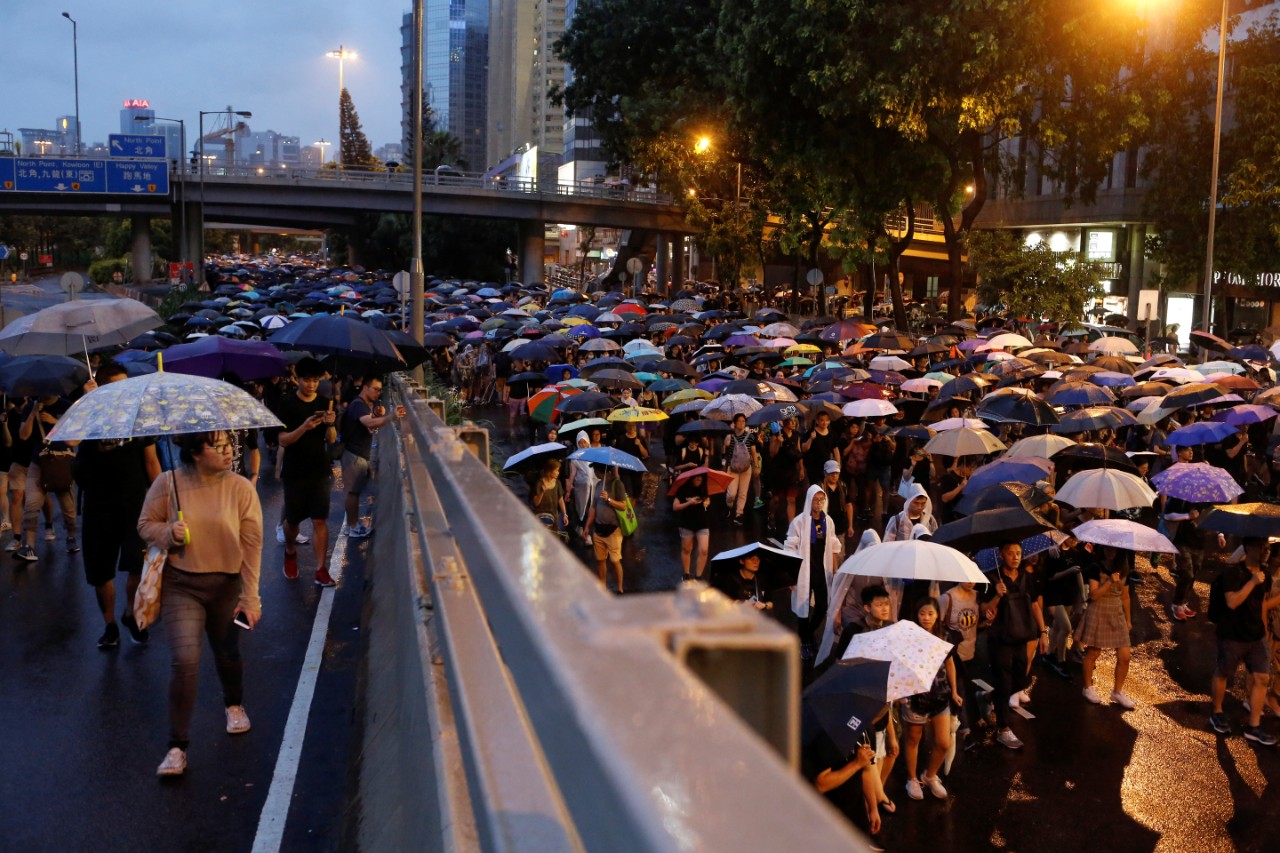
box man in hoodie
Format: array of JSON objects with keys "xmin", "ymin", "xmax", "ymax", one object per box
[
  {"xmin": 885, "ymin": 482, "xmax": 936, "ymax": 543},
  {"xmin": 785, "ymin": 484, "xmax": 843, "ymax": 659}
]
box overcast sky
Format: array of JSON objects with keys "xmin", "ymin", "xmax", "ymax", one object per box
[{"xmin": 6, "ymin": 0, "xmax": 408, "ymax": 153}]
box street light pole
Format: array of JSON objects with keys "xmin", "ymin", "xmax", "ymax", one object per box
[
  {"xmin": 197, "ymin": 109, "xmax": 251, "ymax": 289},
  {"xmin": 61, "ymin": 12, "xmax": 80, "ymax": 155},
  {"xmin": 141, "ymin": 116, "xmax": 186, "ymax": 278},
  {"xmin": 326, "ymin": 46, "xmax": 357, "ymax": 169},
  {"xmin": 315, "ymin": 139, "xmax": 330, "ymax": 166},
  {"xmin": 1200, "ymin": 0, "xmax": 1229, "ymax": 334},
  {"xmin": 410, "ymin": 1, "xmax": 425, "ymax": 373}
]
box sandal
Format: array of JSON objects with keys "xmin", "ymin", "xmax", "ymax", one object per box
[{"xmin": 879, "ymin": 799, "xmax": 896, "ymax": 814}]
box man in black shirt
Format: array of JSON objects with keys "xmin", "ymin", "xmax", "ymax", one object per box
[
  {"xmin": 276, "ymin": 358, "xmax": 338, "ymax": 587},
  {"xmin": 341, "ymin": 377, "xmax": 402, "ymax": 538},
  {"xmin": 1209, "ymin": 538, "xmax": 1278, "ymax": 745},
  {"xmin": 710, "ymin": 551, "xmax": 775, "ymax": 613}
]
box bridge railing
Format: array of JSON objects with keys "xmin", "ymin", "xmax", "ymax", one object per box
[
  {"xmin": 354, "ymin": 373, "xmax": 868, "ymax": 852},
  {"xmin": 182, "ymin": 164, "xmax": 675, "ymax": 206}
]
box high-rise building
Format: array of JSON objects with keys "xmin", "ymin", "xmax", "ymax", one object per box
[
  {"xmin": 121, "ymin": 101, "xmax": 184, "ymax": 165},
  {"xmin": 558, "ymin": 0, "xmax": 606, "ymax": 186},
  {"xmin": 400, "ymin": 2, "xmax": 489, "ymax": 172},
  {"xmin": 487, "ymin": 0, "xmax": 566, "ymax": 177}
]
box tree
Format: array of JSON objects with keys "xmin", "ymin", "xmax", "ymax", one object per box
[
  {"xmin": 339, "ymin": 88, "xmax": 378, "ymax": 169},
  {"xmin": 969, "ymin": 230, "xmax": 1105, "ymax": 326}
]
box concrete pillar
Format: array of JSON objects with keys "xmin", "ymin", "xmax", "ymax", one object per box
[
  {"xmin": 184, "ymin": 201, "xmax": 202, "ymax": 284},
  {"xmin": 655, "ymin": 234, "xmax": 670, "ymax": 297},
  {"xmin": 1125, "ymin": 224, "xmax": 1146, "ymax": 329},
  {"xmin": 520, "ymin": 220, "xmax": 546, "ymax": 285},
  {"xmin": 671, "ymin": 237, "xmax": 686, "ymax": 295},
  {"xmin": 130, "ymin": 215, "xmax": 152, "ymax": 284}
]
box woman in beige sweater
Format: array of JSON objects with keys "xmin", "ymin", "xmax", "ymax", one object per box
[{"xmin": 139, "ymin": 430, "xmax": 263, "ymax": 778}]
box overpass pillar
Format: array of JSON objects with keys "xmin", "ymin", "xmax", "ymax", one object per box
[
  {"xmin": 671, "ymin": 236, "xmax": 686, "ymax": 296},
  {"xmin": 655, "ymin": 234, "xmax": 670, "ymax": 297},
  {"xmin": 520, "ymin": 221, "xmax": 546, "ymax": 285},
  {"xmin": 183, "ymin": 202, "xmax": 202, "ymax": 285},
  {"xmin": 130, "ymin": 216, "xmax": 153, "ymax": 285}
]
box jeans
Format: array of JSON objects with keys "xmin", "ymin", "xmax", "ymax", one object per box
[
  {"xmin": 725, "ymin": 468, "xmax": 752, "ymax": 517},
  {"xmin": 1174, "ymin": 544, "xmax": 1203, "ymax": 607},
  {"xmin": 990, "ymin": 641, "xmax": 1029, "ymax": 730},
  {"xmin": 162, "ymin": 567, "xmax": 244, "ymax": 749}
]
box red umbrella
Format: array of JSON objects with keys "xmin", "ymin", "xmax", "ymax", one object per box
[
  {"xmin": 668, "ymin": 467, "xmax": 736, "ymax": 497},
  {"xmin": 614, "ymin": 303, "xmax": 648, "ymax": 316}
]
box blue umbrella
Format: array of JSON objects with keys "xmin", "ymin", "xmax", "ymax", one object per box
[
  {"xmin": 501, "ymin": 442, "xmax": 569, "ymax": 471},
  {"xmin": 567, "ymin": 324, "xmax": 600, "ymax": 340},
  {"xmin": 1048, "ymin": 382, "xmax": 1115, "ymax": 406},
  {"xmin": 1211, "ymin": 404, "xmax": 1277, "ymax": 427},
  {"xmin": 567, "ymin": 446, "xmax": 648, "ymax": 472},
  {"xmin": 1164, "ymin": 421, "xmax": 1237, "ymax": 447},
  {"xmin": 974, "ymin": 532, "xmax": 1065, "ymax": 572},
  {"xmin": 963, "ymin": 458, "xmax": 1054, "ymax": 493},
  {"xmin": 545, "ymin": 364, "xmax": 579, "ymax": 382},
  {"xmin": 1150, "ymin": 461, "xmax": 1244, "ymax": 502},
  {"xmin": 1088, "ymin": 371, "xmax": 1136, "ymax": 388}
]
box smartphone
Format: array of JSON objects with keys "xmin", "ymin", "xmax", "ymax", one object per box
[{"xmin": 233, "ymin": 612, "xmax": 252, "ymax": 630}]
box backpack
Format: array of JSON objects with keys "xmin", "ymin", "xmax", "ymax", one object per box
[
  {"xmin": 1207, "ymin": 571, "xmax": 1228, "ymax": 625},
  {"xmin": 728, "ymin": 435, "xmax": 751, "ymax": 473}
]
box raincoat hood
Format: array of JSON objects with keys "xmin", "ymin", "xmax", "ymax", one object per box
[{"xmin": 886, "ymin": 481, "xmax": 936, "ymax": 542}]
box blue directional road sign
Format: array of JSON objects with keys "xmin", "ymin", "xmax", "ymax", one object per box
[
  {"xmin": 0, "ymin": 246, "xmax": 9, "ymax": 261},
  {"xmin": 0, "ymin": 157, "xmax": 15, "ymax": 191},
  {"xmin": 105, "ymin": 160, "xmax": 169, "ymax": 195},
  {"xmin": 108, "ymin": 134, "xmax": 166, "ymax": 160},
  {"xmin": 13, "ymin": 158, "xmax": 107, "ymax": 193}
]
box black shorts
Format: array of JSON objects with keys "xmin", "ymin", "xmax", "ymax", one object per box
[
  {"xmin": 82, "ymin": 507, "xmax": 146, "ymax": 587},
  {"xmin": 283, "ymin": 475, "xmax": 332, "ymax": 526}
]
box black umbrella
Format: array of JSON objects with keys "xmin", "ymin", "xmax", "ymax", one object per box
[
  {"xmin": 802, "ymin": 659, "xmax": 893, "ymax": 755},
  {"xmin": 555, "ymin": 391, "xmax": 617, "ymax": 415},
  {"xmin": 677, "ymin": 418, "xmax": 732, "ymax": 435},
  {"xmin": 863, "ymin": 332, "xmax": 915, "ymax": 350},
  {"xmin": 1052, "ymin": 442, "xmax": 1139, "ymax": 473},
  {"xmin": 654, "ymin": 358, "xmax": 696, "ymax": 377},
  {"xmin": 1198, "ymin": 503, "xmax": 1280, "ymax": 538},
  {"xmin": 954, "ymin": 482, "xmax": 1053, "ymax": 517},
  {"xmin": 0, "ymin": 355, "xmax": 90, "ymax": 397},
  {"xmin": 268, "ymin": 314, "xmax": 405, "ymax": 374},
  {"xmin": 509, "ymin": 341, "xmax": 559, "ymax": 363},
  {"xmin": 975, "ymin": 393, "xmax": 1059, "ymax": 426},
  {"xmin": 930, "ymin": 506, "xmax": 1056, "ymax": 552},
  {"xmin": 384, "ymin": 330, "xmax": 430, "ymax": 369},
  {"xmin": 1050, "ymin": 406, "xmax": 1137, "ymax": 435},
  {"xmin": 746, "ymin": 401, "xmax": 808, "ymax": 427},
  {"xmin": 590, "ymin": 369, "xmax": 644, "ymax": 391}
]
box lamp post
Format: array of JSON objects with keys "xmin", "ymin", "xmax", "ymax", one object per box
[
  {"xmin": 196, "ymin": 109, "xmax": 252, "ymax": 288},
  {"xmin": 1200, "ymin": 0, "xmax": 1229, "ymax": 334},
  {"xmin": 139, "ymin": 115, "xmax": 186, "ymax": 277},
  {"xmin": 60, "ymin": 12, "xmax": 80, "ymax": 155},
  {"xmin": 314, "ymin": 138, "xmax": 331, "ymax": 166},
  {"xmin": 410, "ymin": 2, "xmax": 425, "ymax": 373},
  {"xmin": 326, "ymin": 45, "xmax": 357, "ymax": 169}
]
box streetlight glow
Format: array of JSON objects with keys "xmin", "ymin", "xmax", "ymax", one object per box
[
  {"xmin": 326, "ymin": 46, "xmax": 357, "ymax": 168},
  {"xmin": 694, "ymin": 136, "xmax": 712, "ymax": 154}
]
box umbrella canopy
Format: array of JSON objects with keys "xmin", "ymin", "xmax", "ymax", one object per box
[
  {"xmin": 801, "ymin": 659, "xmax": 893, "ymax": 754},
  {"xmin": 709, "ymin": 541, "xmax": 802, "ymax": 591},
  {"xmin": 0, "ymin": 298, "xmax": 161, "ymax": 356},
  {"xmin": 501, "ymin": 442, "xmax": 569, "ymax": 471},
  {"xmin": 0, "ymin": 355, "xmax": 90, "ymax": 397},
  {"xmin": 555, "ymin": 391, "xmax": 618, "ymax": 415},
  {"xmin": 1050, "ymin": 405, "xmax": 1137, "ymax": 435},
  {"xmin": 747, "ymin": 402, "xmax": 809, "ymax": 427},
  {"xmin": 1047, "ymin": 381, "xmax": 1116, "ymax": 407},
  {"xmin": 842, "ymin": 399, "xmax": 898, "ymax": 418},
  {"xmin": 954, "ymin": 482, "xmax": 1053, "ymax": 517},
  {"xmin": 841, "ymin": 621, "xmax": 955, "ymax": 701},
  {"xmin": 1150, "ymin": 462, "xmax": 1244, "ymax": 503},
  {"xmin": 1056, "ymin": 469, "xmax": 1156, "ymax": 511},
  {"xmin": 965, "ymin": 457, "xmax": 1055, "ymax": 492},
  {"xmin": 1052, "ymin": 443, "xmax": 1139, "ymax": 473},
  {"xmin": 1164, "ymin": 421, "xmax": 1238, "ymax": 447},
  {"xmin": 700, "ymin": 393, "xmax": 763, "ymax": 421},
  {"xmin": 1089, "ymin": 336, "xmax": 1139, "ymax": 354},
  {"xmin": 930, "ymin": 506, "xmax": 1056, "ymax": 551},
  {"xmin": 268, "ymin": 313, "xmax": 405, "ymax": 372},
  {"xmin": 837, "ymin": 540, "xmax": 987, "ymax": 583},
  {"xmin": 678, "ymin": 418, "xmax": 733, "ymax": 436},
  {"xmin": 668, "ymin": 467, "xmax": 736, "ymax": 496},
  {"xmin": 925, "ymin": 427, "xmax": 1006, "ymax": 457},
  {"xmin": 1005, "ymin": 434, "xmax": 1076, "ymax": 459},
  {"xmin": 566, "ymin": 446, "xmax": 648, "ymax": 472},
  {"xmin": 159, "ymin": 336, "xmax": 288, "ymax": 381},
  {"xmin": 1157, "ymin": 382, "xmax": 1227, "ymax": 413},
  {"xmin": 975, "ymin": 393, "xmax": 1058, "ymax": 426},
  {"xmin": 1197, "ymin": 503, "xmax": 1280, "ymax": 538},
  {"xmin": 606, "ymin": 406, "xmax": 668, "ymax": 423},
  {"xmin": 1072, "ymin": 518, "xmax": 1177, "ymax": 553},
  {"xmin": 48, "ymin": 372, "xmax": 283, "ymax": 440}
]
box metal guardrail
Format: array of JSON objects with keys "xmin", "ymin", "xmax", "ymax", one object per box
[{"xmin": 376, "ymin": 374, "xmax": 866, "ymax": 852}]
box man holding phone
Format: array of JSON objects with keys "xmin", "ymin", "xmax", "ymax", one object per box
[
  {"xmin": 275, "ymin": 357, "xmax": 338, "ymax": 587},
  {"xmin": 340, "ymin": 377, "xmax": 404, "ymax": 538},
  {"xmin": 1209, "ymin": 537, "xmax": 1279, "ymax": 745}
]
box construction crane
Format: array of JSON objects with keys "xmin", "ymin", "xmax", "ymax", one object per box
[{"xmin": 198, "ymin": 108, "xmax": 250, "ymax": 172}]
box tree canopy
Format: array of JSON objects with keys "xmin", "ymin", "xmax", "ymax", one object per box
[
  {"xmin": 339, "ymin": 88, "xmax": 378, "ymax": 169},
  {"xmin": 970, "ymin": 230, "xmax": 1105, "ymax": 326}
]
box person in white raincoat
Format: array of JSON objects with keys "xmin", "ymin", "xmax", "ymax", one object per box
[
  {"xmin": 815, "ymin": 529, "xmax": 881, "ymax": 666},
  {"xmin": 785, "ymin": 484, "xmax": 842, "ymax": 655},
  {"xmin": 885, "ymin": 481, "xmax": 937, "ymax": 543}
]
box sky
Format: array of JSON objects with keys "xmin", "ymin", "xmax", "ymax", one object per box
[{"xmin": 4, "ymin": 0, "xmax": 408, "ymax": 153}]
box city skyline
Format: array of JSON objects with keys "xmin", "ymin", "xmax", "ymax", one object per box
[{"xmin": 6, "ymin": 0, "xmax": 408, "ymax": 159}]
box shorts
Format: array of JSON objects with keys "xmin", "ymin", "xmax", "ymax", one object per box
[
  {"xmin": 1216, "ymin": 637, "xmax": 1270, "ymax": 678},
  {"xmin": 898, "ymin": 695, "xmax": 950, "ymax": 726},
  {"xmin": 8, "ymin": 462, "xmax": 27, "ymax": 484},
  {"xmin": 342, "ymin": 451, "xmax": 371, "ymax": 495},
  {"xmin": 82, "ymin": 507, "xmax": 145, "ymax": 587},
  {"xmin": 283, "ymin": 474, "xmax": 333, "ymax": 526},
  {"xmin": 679, "ymin": 527, "xmax": 709, "ymax": 540},
  {"xmin": 593, "ymin": 527, "xmax": 623, "ymax": 563}
]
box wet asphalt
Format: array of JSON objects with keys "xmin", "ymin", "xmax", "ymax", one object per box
[{"xmin": 483, "ymin": 401, "xmax": 1280, "ymax": 853}]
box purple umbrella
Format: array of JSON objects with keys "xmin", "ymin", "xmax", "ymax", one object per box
[
  {"xmin": 1211, "ymin": 404, "xmax": 1278, "ymax": 428},
  {"xmin": 697, "ymin": 377, "xmax": 732, "ymax": 394},
  {"xmin": 974, "ymin": 531, "xmax": 1068, "ymax": 572},
  {"xmin": 160, "ymin": 336, "xmax": 288, "ymax": 381},
  {"xmin": 1073, "ymin": 519, "xmax": 1177, "ymax": 554},
  {"xmin": 724, "ymin": 334, "xmax": 762, "ymax": 348},
  {"xmin": 1149, "ymin": 462, "xmax": 1244, "ymax": 502},
  {"xmin": 1164, "ymin": 420, "xmax": 1238, "ymax": 447}
]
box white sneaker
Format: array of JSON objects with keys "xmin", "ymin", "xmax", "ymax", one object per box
[
  {"xmin": 1110, "ymin": 690, "xmax": 1136, "ymax": 710},
  {"xmin": 1017, "ymin": 690, "xmax": 1031, "ymax": 704},
  {"xmin": 275, "ymin": 523, "xmax": 285, "ymax": 544},
  {"xmin": 43, "ymin": 527, "xmax": 55, "ymax": 541},
  {"xmin": 997, "ymin": 728, "xmax": 1023, "ymax": 749},
  {"xmin": 1008, "ymin": 693, "xmax": 1021, "ymax": 709},
  {"xmin": 905, "ymin": 778, "xmax": 924, "ymax": 800},
  {"xmin": 225, "ymin": 705, "xmax": 251, "ymax": 734},
  {"xmin": 156, "ymin": 747, "xmax": 186, "ymax": 777},
  {"xmin": 4, "ymin": 539, "xmax": 18, "ymax": 552},
  {"xmin": 1082, "ymin": 686, "xmax": 1103, "ymax": 704},
  {"xmin": 275, "ymin": 523, "xmax": 309, "ymax": 545},
  {"xmin": 922, "ymin": 774, "xmax": 948, "ymax": 799}
]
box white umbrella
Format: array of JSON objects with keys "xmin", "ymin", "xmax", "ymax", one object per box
[
  {"xmin": 1005, "ymin": 434, "xmax": 1076, "ymax": 459},
  {"xmin": 932, "ymin": 417, "xmax": 989, "ymax": 431},
  {"xmin": 595, "ymin": 312, "xmax": 623, "ymax": 323},
  {"xmin": 1089, "ymin": 336, "xmax": 1139, "ymax": 354},
  {"xmin": 926, "ymin": 427, "xmax": 1006, "ymax": 457},
  {"xmin": 1150, "ymin": 367, "xmax": 1203, "ymax": 384},
  {"xmin": 837, "ymin": 540, "xmax": 987, "ymax": 583},
  {"xmin": 502, "ymin": 337, "xmax": 532, "ymax": 353},
  {"xmin": 842, "ymin": 399, "xmax": 898, "ymax": 418},
  {"xmin": 869, "ymin": 355, "xmax": 913, "ymax": 372},
  {"xmin": 701, "ymin": 393, "xmax": 762, "ymax": 421},
  {"xmin": 1073, "ymin": 518, "xmax": 1177, "ymax": 554},
  {"xmin": 986, "ymin": 333, "xmax": 1033, "ymax": 350},
  {"xmin": 901, "ymin": 377, "xmax": 942, "ymax": 393},
  {"xmin": 0, "ymin": 297, "xmax": 161, "ymax": 356},
  {"xmin": 1056, "ymin": 469, "xmax": 1157, "ymax": 511},
  {"xmin": 842, "ymin": 620, "xmax": 955, "ymax": 701}
]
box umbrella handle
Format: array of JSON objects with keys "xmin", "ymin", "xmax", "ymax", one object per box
[{"xmin": 177, "ymin": 509, "xmax": 191, "ymax": 545}]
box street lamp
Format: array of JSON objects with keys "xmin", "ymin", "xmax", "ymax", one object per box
[
  {"xmin": 33, "ymin": 139, "xmax": 52, "ymax": 156},
  {"xmin": 1201, "ymin": 0, "xmax": 1229, "ymax": 334},
  {"xmin": 314, "ymin": 139, "xmax": 331, "ymax": 166},
  {"xmin": 326, "ymin": 45, "xmax": 357, "ymax": 168},
  {"xmin": 60, "ymin": 12, "xmax": 80, "ymax": 155},
  {"xmin": 138, "ymin": 115, "xmax": 187, "ymax": 276},
  {"xmin": 196, "ymin": 109, "xmax": 252, "ymax": 288}
]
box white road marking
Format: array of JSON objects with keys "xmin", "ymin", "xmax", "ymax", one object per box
[{"xmin": 250, "ymin": 529, "xmax": 349, "ymax": 853}]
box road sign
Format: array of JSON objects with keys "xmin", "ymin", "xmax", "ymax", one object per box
[
  {"xmin": 108, "ymin": 134, "xmax": 166, "ymax": 159},
  {"xmin": 626, "ymin": 257, "xmax": 644, "ymax": 275},
  {"xmin": 13, "ymin": 158, "xmax": 107, "ymax": 193},
  {"xmin": 392, "ymin": 271, "xmax": 410, "ymax": 296},
  {"xmin": 19, "ymin": 252, "xmax": 28, "ymax": 261},
  {"xmin": 0, "ymin": 158, "xmax": 13, "ymax": 191},
  {"xmin": 806, "ymin": 268, "xmax": 824, "ymax": 287},
  {"xmin": 39, "ymin": 255, "xmax": 53, "ymax": 268},
  {"xmin": 60, "ymin": 272, "xmax": 84, "ymax": 295},
  {"xmin": 0, "ymin": 246, "xmax": 9, "ymax": 261},
  {"xmin": 105, "ymin": 160, "xmax": 169, "ymax": 195}
]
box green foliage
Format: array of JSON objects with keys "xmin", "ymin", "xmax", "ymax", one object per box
[
  {"xmin": 969, "ymin": 230, "xmax": 1105, "ymax": 325},
  {"xmin": 88, "ymin": 256, "xmax": 129, "ymax": 285},
  {"xmin": 339, "ymin": 88, "xmax": 379, "ymax": 169},
  {"xmin": 335, "ymin": 212, "xmax": 517, "ymax": 281}
]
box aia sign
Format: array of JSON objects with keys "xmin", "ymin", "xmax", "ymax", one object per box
[{"xmin": 122, "ymin": 99, "xmax": 151, "ymax": 109}]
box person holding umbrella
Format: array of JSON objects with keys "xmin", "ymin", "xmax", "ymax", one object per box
[
  {"xmin": 585, "ymin": 467, "xmax": 628, "ymax": 593},
  {"xmin": 721, "ymin": 413, "xmax": 757, "ymax": 527},
  {"xmin": 672, "ymin": 471, "xmax": 712, "ymax": 581},
  {"xmin": 530, "ymin": 459, "xmax": 570, "ymax": 532},
  {"xmin": 981, "ymin": 541, "xmax": 1050, "ymax": 750},
  {"xmin": 15, "ymin": 392, "xmax": 78, "ymax": 562},
  {"xmin": 568, "ymin": 432, "xmax": 597, "ymax": 543},
  {"xmin": 899, "ymin": 597, "xmax": 961, "ymax": 801},
  {"xmin": 785, "ymin": 484, "xmax": 843, "ymax": 658},
  {"xmin": 1077, "ymin": 545, "xmax": 1136, "ymax": 709}
]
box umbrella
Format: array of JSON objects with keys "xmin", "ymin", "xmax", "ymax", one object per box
[
  {"xmin": 1197, "ymin": 503, "xmax": 1280, "ymax": 538},
  {"xmin": 747, "ymin": 401, "xmax": 808, "ymax": 427},
  {"xmin": 965, "ymin": 457, "xmax": 1055, "ymax": 492},
  {"xmin": 1072, "ymin": 518, "xmax": 1177, "ymax": 554},
  {"xmin": 901, "ymin": 377, "xmax": 943, "ymax": 394},
  {"xmin": 925, "ymin": 427, "xmax": 1006, "ymax": 457},
  {"xmin": 1150, "ymin": 462, "xmax": 1244, "ymax": 503},
  {"xmin": 932, "ymin": 417, "xmax": 989, "ymax": 431},
  {"xmin": 1050, "ymin": 405, "xmax": 1137, "ymax": 435},
  {"xmin": 661, "ymin": 388, "xmax": 715, "ymax": 410},
  {"xmin": 668, "ymin": 467, "xmax": 736, "ymax": 496},
  {"xmin": 802, "ymin": 659, "xmax": 893, "ymax": 754},
  {"xmin": 709, "ymin": 541, "xmax": 802, "ymax": 592},
  {"xmin": 842, "ymin": 399, "xmax": 898, "ymax": 418},
  {"xmin": 501, "ymin": 442, "xmax": 569, "ymax": 471},
  {"xmin": 677, "ymin": 418, "xmax": 732, "ymax": 436},
  {"xmin": 931, "ymin": 506, "xmax": 1056, "ymax": 551},
  {"xmin": 1157, "ymin": 382, "xmax": 1227, "ymax": 413},
  {"xmin": 269, "ymin": 314, "xmax": 405, "ymax": 373},
  {"xmin": 48, "ymin": 372, "xmax": 283, "ymax": 441},
  {"xmin": 1056, "ymin": 469, "xmax": 1156, "ymax": 511},
  {"xmin": 606, "ymin": 406, "xmax": 668, "ymax": 423},
  {"xmin": 700, "ymin": 394, "xmax": 763, "ymax": 421},
  {"xmin": 975, "ymin": 393, "xmax": 1058, "ymax": 426},
  {"xmin": 820, "ymin": 319, "xmax": 877, "ymax": 342},
  {"xmin": 590, "ymin": 369, "xmax": 645, "ymax": 391},
  {"xmin": 841, "ymin": 621, "xmax": 955, "ymax": 701},
  {"xmin": 1088, "ymin": 336, "xmax": 1139, "ymax": 354},
  {"xmin": 566, "ymin": 446, "xmax": 648, "ymax": 472},
  {"xmin": 1047, "ymin": 381, "xmax": 1115, "ymax": 407},
  {"xmin": 1190, "ymin": 330, "xmax": 1231, "ymax": 354},
  {"xmin": 1052, "ymin": 443, "xmax": 1139, "ymax": 473},
  {"xmin": 1005, "ymin": 434, "xmax": 1076, "ymax": 459},
  {"xmin": 836, "ymin": 540, "xmax": 987, "ymax": 583},
  {"xmin": 0, "ymin": 355, "xmax": 90, "ymax": 397},
  {"xmin": 974, "ymin": 531, "xmax": 1068, "ymax": 572},
  {"xmin": 954, "ymin": 482, "xmax": 1053, "ymax": 517},
  {"xmin": 1164, "ymin": 421, "xmax": 1237, "ymax": 447},
  {"xmin": 0, "ymin": 298, "xmax": 161, "ymax": 356},
  {"xmin": 555, "ymin": 391, "xmax": 618, "ymax": 415},
  {"xmin": 986, "ymin": 332, "xmax": 1033, "ymax": 350},
  {"xmin": 1212, "ymin": 404, "xmax": 1277, "ymax": 428},
  {"xmin": 159, "ymin": 336, "xmax": 288, "ymax": 381}
]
